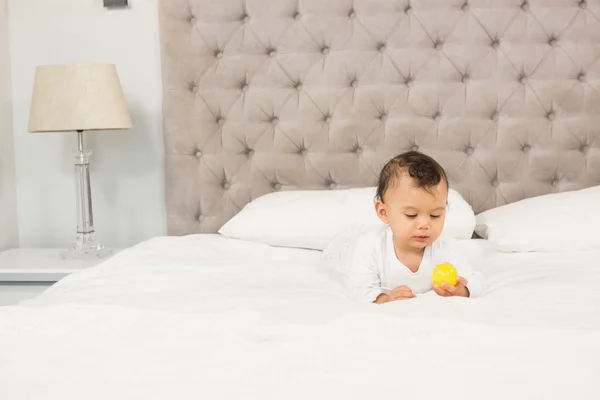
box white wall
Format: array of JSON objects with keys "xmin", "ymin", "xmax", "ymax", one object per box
[
  {"xmin": 8, "ymin": 0, "xmax": 166, "ymax": 249},
  {"xmin": 0, "ymin": 0, "xmax": 19, "ymax": 250}
]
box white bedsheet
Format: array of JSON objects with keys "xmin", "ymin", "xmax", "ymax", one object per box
[{"xmin": 1, "ymin": 234, "xmax": 599, "ymax": 399}]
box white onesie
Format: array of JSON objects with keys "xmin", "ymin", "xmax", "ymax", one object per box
[{"xmin": 327, "ymin": 224, "xmax": 486, "ymax": 303}]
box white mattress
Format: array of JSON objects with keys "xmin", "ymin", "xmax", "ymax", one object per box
[{"xmin": 1, "ymin": 234, "xmax": 599, "ymax": 399}]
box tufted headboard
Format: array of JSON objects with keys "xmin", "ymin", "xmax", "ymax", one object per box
[{"xmin": 158, "ymin": 0, "xmax": 600, "ymax": 235}]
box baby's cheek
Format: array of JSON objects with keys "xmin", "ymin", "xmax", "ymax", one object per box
[{"xmin": 433, "ymin": 220, "xmax": 445, "ymax": 231}]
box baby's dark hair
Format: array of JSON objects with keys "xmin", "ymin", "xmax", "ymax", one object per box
[{"xmin": 375, "ymin": 151, "xmax": 448, "ymax": 201}]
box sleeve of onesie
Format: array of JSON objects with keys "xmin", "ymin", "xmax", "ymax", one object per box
[
  {"xmin": 339, "ymin": 232, "xmax": 385, "ymax": 303},
  {"xmin": 440, "ymin": 241, "xmax": 487, "ymax": 298}
]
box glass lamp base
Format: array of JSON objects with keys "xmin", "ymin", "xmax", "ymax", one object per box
[{"xmin": 60, "ymin": 232, "xmax": 113, "ymax": 260}]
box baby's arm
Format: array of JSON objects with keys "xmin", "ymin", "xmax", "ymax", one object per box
[
  {"xmin": 344, "ymin": 255, "xmax": 384, "ymax": 303},
  {"xmin": 457, "ymin": 260, "xmax": 486, "ymax": 298},
  {"xmin": 340, "ymin": 234, "xmax": 386, "ymax": 303}
]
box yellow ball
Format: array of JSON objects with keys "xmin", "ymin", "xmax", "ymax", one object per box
[{"xmin": 432, "ymin": 262, "xmax": 458, "ymax": 287}]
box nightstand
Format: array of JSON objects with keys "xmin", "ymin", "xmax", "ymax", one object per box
[{"xmin": 0, "ymin": 248, "xmax": 110, "ymax": 306}]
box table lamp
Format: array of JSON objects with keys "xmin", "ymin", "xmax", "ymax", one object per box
[{"xmin": 28, "ymin": 63, "xmax": 133, "ymax": 259}]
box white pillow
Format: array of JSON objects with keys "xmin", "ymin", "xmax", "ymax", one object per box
[
  {"xmin": 218, "ymin": 186, "xmax": 476, "ymax": 250},
  {"xmin": 475, "ymin": 185, "xmax": 600, "ymax": 253}
]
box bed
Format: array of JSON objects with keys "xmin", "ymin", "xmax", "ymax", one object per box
[{"xmin": 2, "ymin": 0, "xmax": 600, "ymax": 398}]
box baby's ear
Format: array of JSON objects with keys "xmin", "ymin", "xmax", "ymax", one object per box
[{"xmin": 374, "ymin": 200, "xmax": 389, "ymax": 224}]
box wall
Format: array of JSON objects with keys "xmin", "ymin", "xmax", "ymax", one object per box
[
  {"xmin": 0, "ymin": 0, "xmax": 18, "ymax": 250},
  {"xmin": 8, "ymin": 0, "xmax": 166, "ymax": 249}
]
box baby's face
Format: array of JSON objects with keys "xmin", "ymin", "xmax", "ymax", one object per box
[{"xmin": 375, "ymin": 175, "xmax": 448, "ymax": 252}]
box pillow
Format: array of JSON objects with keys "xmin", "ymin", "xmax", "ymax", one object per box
[
  {"xmin": 218, "ymin": 186, "xmax": 476, "ymax": 250},
  {"xmin": 474, "ymin": 185, "xmax": 600, "ymax": 252}
]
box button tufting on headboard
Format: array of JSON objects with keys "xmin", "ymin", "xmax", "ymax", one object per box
[
  {"xmin": 518, "ymin": 73, "xmax": 528, "ymax": 84},
  {"xmin": 158, "ymin": 0, "xmax": 600, "ymax": 235}
]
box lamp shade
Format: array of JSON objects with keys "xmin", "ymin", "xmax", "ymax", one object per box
[{"xmin": 28, "ymin": 63, "xmax": 133, "ymax": 132}]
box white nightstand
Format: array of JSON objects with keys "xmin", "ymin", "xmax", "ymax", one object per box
[{"xmin": 0, "ymin": 249, "xmax": 110, "ymax": 306}]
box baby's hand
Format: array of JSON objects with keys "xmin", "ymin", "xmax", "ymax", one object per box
[
  {"xmin": 388, "ymin": 285, "xmax": 416, "ymax": 301},
  {"xmin": 432, "ymin": 276, "xmax": 470, "ymax": 297},
  {"xmin": 374, "ymin": 285, "xmax": 416, "ymax": 303}
]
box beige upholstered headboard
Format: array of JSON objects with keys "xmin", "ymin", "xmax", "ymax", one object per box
[{"xmin": 158, "ymin": 0, "xmax": 600, "ymax": 236}]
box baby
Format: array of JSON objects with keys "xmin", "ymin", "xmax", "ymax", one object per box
[{"xmin": 342, "ymin": 151, "xmax": 485, "ymax": 304}]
